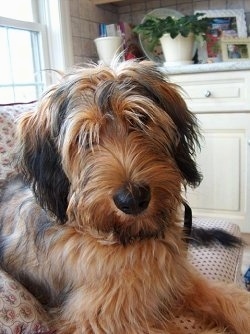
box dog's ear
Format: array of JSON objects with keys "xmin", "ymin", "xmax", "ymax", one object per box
[
  {"xmin": 124, "ymin": 62, "xmax": 202, "ymax": 187},
  {"xmin": 154, "ymin": 78, "xmax": 203, "ymax": 187},
  {"xmin": 15, "ymin": 98, "xmax": 70, "ymax": 223}
]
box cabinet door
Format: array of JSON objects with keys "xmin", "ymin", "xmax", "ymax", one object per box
[{"xmin": 186, "ymin": 113, "xmax": 250, "ymax": 232}]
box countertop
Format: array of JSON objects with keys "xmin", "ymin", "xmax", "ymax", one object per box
[{"xmin": 162, "ymin": 60, "xmax": 250, "ymax": 75}]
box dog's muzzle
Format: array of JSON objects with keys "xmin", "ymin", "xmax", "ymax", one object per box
[{"xmin": 113, "ymin": 183, "xmax": 151, "ymax": 215}]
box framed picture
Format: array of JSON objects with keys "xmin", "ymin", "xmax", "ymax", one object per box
[
  {"xmin": 221, "ymin": 37, "xmax": 250, "ymax": 61},
  {"xmin": 195, "ymin": 9, "xmax": 247, "ymax": 61}
]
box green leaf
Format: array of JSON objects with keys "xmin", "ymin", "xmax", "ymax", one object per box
[{"xmin": 133, "ymin": 12, "xmax": 210, "ymax": 45}]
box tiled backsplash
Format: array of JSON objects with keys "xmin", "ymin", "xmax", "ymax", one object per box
[
  {"xmin": 70, "ymin": 0, "xmax": 117, "ymax": 64},
  {"xmin": 70, "ymin": 0, "xmax": 250, "ymax": 64}
]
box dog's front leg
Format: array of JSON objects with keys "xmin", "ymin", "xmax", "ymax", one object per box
[{"xmin": 186, "ymin": 274, "xmax": 250, "ymax": 334}]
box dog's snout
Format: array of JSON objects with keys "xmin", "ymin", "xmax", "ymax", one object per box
[{"xmin": 113, "ymin": 184, "xmax": 151, "ymax": 215}]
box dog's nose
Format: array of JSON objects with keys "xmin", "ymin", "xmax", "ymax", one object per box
[{"xmin": 113, "ymin": 183, "xmax": 151, "ymax": 215}]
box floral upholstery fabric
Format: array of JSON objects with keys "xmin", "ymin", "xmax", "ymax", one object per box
[{"xmin": 0, "ymin": 271, "xmax": 53, "ymax": 333}]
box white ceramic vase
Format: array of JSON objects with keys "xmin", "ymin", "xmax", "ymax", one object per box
[
  {"xmin": 159, "ymin": 33, "xmax": 195, "ymax": 66},
  {"xmin": 94, "ymin": 36, "xmax": 123, "ymax": 66}
]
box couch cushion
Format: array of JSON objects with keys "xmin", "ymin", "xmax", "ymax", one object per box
[{"xmin": 188, "ymin": 217, "xmax": 243, "ymax": 285}]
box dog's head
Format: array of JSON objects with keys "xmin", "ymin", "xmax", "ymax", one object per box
[{"xmin": 16, "ymin": 61, "xmax": 202, "ymax": 244}]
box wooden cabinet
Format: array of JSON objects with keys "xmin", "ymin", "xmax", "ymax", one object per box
[{"xmin": 170, "ymin": 70, "xmax": 250, "ymax": 232}]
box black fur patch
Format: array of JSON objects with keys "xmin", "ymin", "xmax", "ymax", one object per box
[
  {"xmin": 190, "ymin": 227, "xmax": 243, "ymax": 248},
  {"xmin": 20, "ymin": 138, "xmax": 69, "ymax": 223}
]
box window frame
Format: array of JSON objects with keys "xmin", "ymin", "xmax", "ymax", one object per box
[
  {"xmin": 0, "ymin": 0, "xmax": 73, "ymax": 102},
  {"xmin": 37, "ymin": 0, "xmax": 73, "ymax": 75}
]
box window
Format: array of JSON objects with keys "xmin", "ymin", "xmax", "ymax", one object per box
[
  {"xmin": 0, "ymin": 0, "xmax": 73, "ymax": 103},
  {"xmin": 0, "ymin": 17, "xmax": 45, "ymax": 103},
  {"xmin": 0, "ymin": 0, "xmax": 34, "ymax": 21}
]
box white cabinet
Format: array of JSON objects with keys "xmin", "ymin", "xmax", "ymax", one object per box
[
  {"xmin": 170, "ymin": 70, "xmax": 250, "ymax": 232},
  {"xmin": 186, "ymin": 113, "xmax": 250, "ymax": 232},
  {"xmin": 171, "ymin": 71, "xmax": 250, "ymax": 113}
]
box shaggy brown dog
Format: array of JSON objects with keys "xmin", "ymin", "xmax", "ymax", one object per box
[{"xmin": 0, "ymin": 61, "xmax": 249, "ymax": 334}]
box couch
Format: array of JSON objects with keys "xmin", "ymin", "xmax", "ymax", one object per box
[{"xmin": 0, "ymin": 102, "xmax": 245, "ymax": 333}]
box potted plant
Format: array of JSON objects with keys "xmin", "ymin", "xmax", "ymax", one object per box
[{"xmin": 134, "ymin": 13, "xmax": 210, "ymax": 65}]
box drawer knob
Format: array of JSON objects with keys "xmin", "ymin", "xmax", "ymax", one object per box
[{"xmin": 205, "ymin": 90, "xmax": 211, "ymax": 97}]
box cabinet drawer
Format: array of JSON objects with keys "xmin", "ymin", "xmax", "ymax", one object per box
[{"xmin": 170, "ymin": 71, "xmax": 250, "ymax": 113}]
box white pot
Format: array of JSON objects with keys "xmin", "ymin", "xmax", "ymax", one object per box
[
  {"xmin": 94, "ymin": 36, "xmax": 123, "ymax": 66},
  {"xmin": 159, "ymin": 33, "xmax": 195, "ymax": 66}
]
